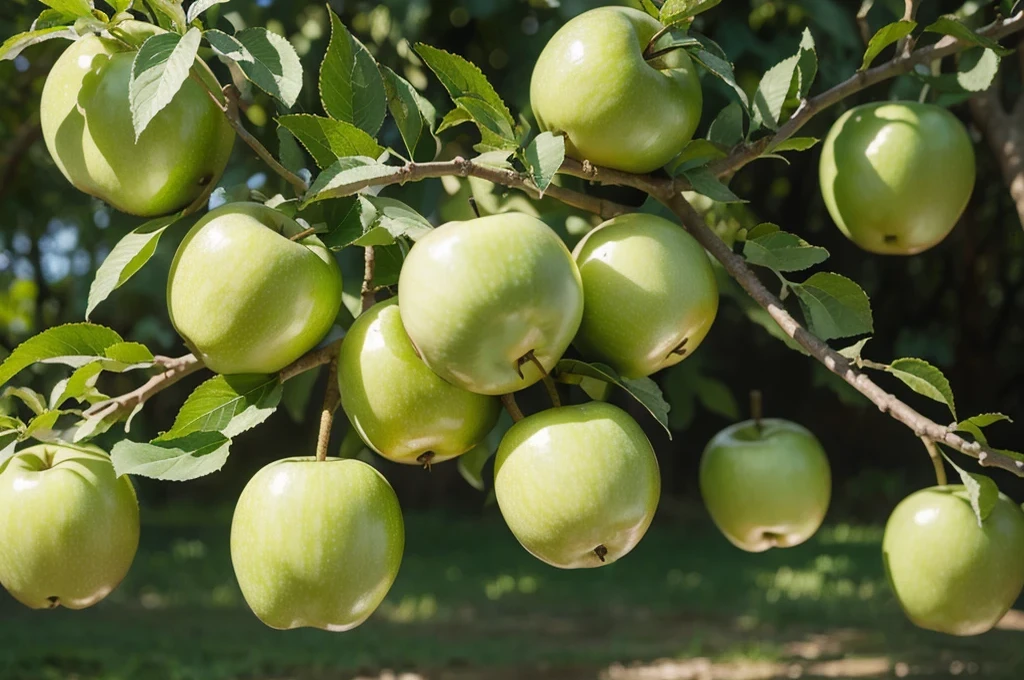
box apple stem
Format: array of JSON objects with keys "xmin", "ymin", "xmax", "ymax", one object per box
[
  {"xmin": 750, "ymin": 389, "xmax": 763, "ymax": 433},
  {"xmin": 643, "ymin": 44, "xmax": 690, "ymax": 64},
  {"xmin": 316, "ymin": 359, "xmax": 341, "ymax": 462},
  {"xmin": 500, "ymin": 393, "xmax": 524, "ymax": 423},
  {"xmin": 593, "ymin": 545, "xmax": 608, "ymax": 563},
  {"xmin": 361, "ymin": 246, "xmax": 377, "ymax": 313},
  {"xmin": 921, "ymin": 438, "xmax": 948, "ymax": 486},
  {"xmin": 642, "ymin": 24, "xmax": 673, "ymax": 60},
  {"xmin": 289, "ymin": 227, "xmax": 317, "ymax": 242},
  {"xmin": 468, "ymin": 196, "xmax": 481, "ymax": 218},
  {"xmin": 520, "ymin": 350, "xmax": 561, "ymax": 408}
]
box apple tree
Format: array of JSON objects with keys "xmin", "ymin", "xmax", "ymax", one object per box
[{"xmin": 1, "ymin": 0, "xmax": 1024, "ymax": 638}]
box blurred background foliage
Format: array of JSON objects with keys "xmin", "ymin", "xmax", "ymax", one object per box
[{"xmin": 2, "ymin": 0, "xmax": 1024, "ymax": 520}]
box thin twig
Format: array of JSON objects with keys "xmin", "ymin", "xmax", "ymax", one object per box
[
  {"xmin": 289, "ymin": 227, "xmax": 317, "ymax": 242},
  {"xmin": 316, "ymin": 358, "xmax": 340, "ymax": 462},
  {"xmin": 856, "ymin": 0, "xmax": 873, "ymax": 47},
  {"xmin": 279, "ymin": 339, "xmax": 342, "ymax": 382},
  {"xmin": 500, "ymin": 393, "xmax": 524, "ymax": 423},
  {"xmin": 897, "ymin": 0, "xmax": 920, "ymax": 56},
  {"xmin": 361, "ymin": 246, "xmax": 376, "ymax": 312},
  {"xmin": 922, "ymin": 437, "xmax": 948, "ymax": 486},
  {"xmin": 83, "ymin": 354, "xmax": 204, "ymax": 422}
]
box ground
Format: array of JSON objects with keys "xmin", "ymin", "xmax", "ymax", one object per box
[{"xmin": 0, "ymin": 507, "xmax": 1021, "ymax": 679}]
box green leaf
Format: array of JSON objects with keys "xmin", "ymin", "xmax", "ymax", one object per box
[
  {"xmin": 158, "ymin": 374, "xmax": 281, "ymax": 440},
  {"xmin": 694, "ymin": 376, "xmax": 739, "ymax": 420},
  {"xmin": 380, "ymin": 65, "xmax": 437, "ymax": 161},
  {"xmin": 682, "ymin": 166, "xmax": 745, "ymax": 203},
  {"xmin": 100, "ymin": 342, "xmax": 155, "ymax": 371},
  {"xmin": 129, "ymin": 28, "xmax": 202, "ymax": 139},
  {"xmin": 794, "ymin": 28, "xmax": 817, "ymax": 100},
  {"xmin": 87, "ymin": 214, "xmax": 180, "ymax": 319},
  {"xmin": 303, "ymin": 157, "xmax": 401, "ymax": 206},
  {"xmin": 959, "ymin": 413, "xmax": 1012, "ymax": 430},
  {"xmin": 925, "ymin": 15, "xmax": 1014, "ymax": 57},
  {"xmin": 0, "ymin": 323, "xmax": 124, "ymax": 387},
  {"xmin": 23, "ymin": 410, "xmax": 63, "ymax": 442},
  {"xmin": 0, "ymin": 26, "xmax": 77, "ymax": 60},
  {"xmin": 660, "ymin": 0, "xmax": 722, "ymax": 26},
  {"xmin": 690, "ymin": 49, "xmax": 749, "ymax": 110},
  {"xmin": 4, "ymin": 387, "xmax": 49, "ymax": 416},
  {"xmin": 943, "ymin": 452, "xmax": 999, "ymax": 526},
  {"xmin": 111, "ymin": 432, "xmax": 231, "ymax": 481},
  {"xmin": 277, "ymin": 114, "xmax": 384, "ymax": 170},
  {"xmin": 40, "ymin": 0, "xmax": 94, "ymax": 17},
  {"xmin": 751, "ymin": 28, "xmax": 815, "ymax": 131},
  {"xmin": 670, "ymin": 139, "xmax": 727, "ymax": 174},
  {"xmin": 186, "ymin": 0, "xmax": 228, "ymax": 24},
  {"xmin": 886, "ymin": 358, "xmax": 957, "ymax": 419},
  {"xmin": 838, "ymin": 337, "xmax": 870, "ymax": 364},
  {"xmin": 523, "ymin": 132, "xmax": 565, "ymax": 195},
  {"xmin": 553, "ymin": 359, "xmax": 671, "ymax": 437},
  {"xmin": 414, "ymin": 43, "xmax": 517, "ymax": 150},
  {"xmin": 707, "ymin": 101, "xmax": 744, "ymax": 146},
  {"xmin": 746, "ymin": 222, "xmax": 780, "ymax": 239},
  {"xmin": 146, "ymin": 0, "xmax": 187, "ymax": 30},
  {"xmin": 957, "ymin": 47, "xmax": 1000, "ymax": 92},
  {"xmin": 860, "ymin": 20, "xmax": 917, "ymax": 70},
  {"xmin": 636, "ymin": 0, "xmax": 661, "ymax": 18},
  {"xmin": 319, "ymin": 10, "xmax": 386, "ymax": 136},
  {"xmin": 743, "ymin": 230, "xmax": 829, "ymax": 272},
  {"xmin": 281, "ymin": 367, "xmax": 319, "ymax": 423},
  {"xmin": 1002, "ymin": 0, "xmax": 1021, "ymax": 16},
  {"xmin": 50, "ymin": 363, "xmax": 104, "ymax": 409},
  {"xmin": 790, "ymin": 272, "xmax": 873, "ymax": 340},
  {"xmin": 325, "ymin": 195, "xmax": 432, "ymax": 249},
  {"xmin": 212, "ymin": 27, "xmax": 303, "ymax": 108},
  {"xmin": 457, "ymin": 443, "xmax": 491, "ymax": 491},
  {"xmin": 769, "ymin": 137, "xmax": 819, "ymax": 153}
]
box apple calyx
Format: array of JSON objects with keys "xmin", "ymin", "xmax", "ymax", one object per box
[
  {"xmin": 593, "ymin": 545, "xmax": 608, "ymax": 562},
  {"xmin": 669, "ymin": 337, "xmax": 689, "ymax": 357},
  {"xmin": 417, "ymin": 452, "xmax": 435, "ymax": 470},
  {"xmin": 46, "ymin": 595, "xmax": 59, "ymax": 608}
]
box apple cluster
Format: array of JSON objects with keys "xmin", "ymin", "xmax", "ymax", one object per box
[{"xmin": 0, "ymin": 4, "xmax": 1020, "ymax": 643}]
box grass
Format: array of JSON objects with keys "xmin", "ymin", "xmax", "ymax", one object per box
[{"xmin": 1, "ymin": 507, "xmax": 1022, "ymax": 679}]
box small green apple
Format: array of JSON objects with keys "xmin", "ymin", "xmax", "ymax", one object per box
[
  {"xmin": 883, "ymin": 485, "xmax": 1024, "ymax": 636},
  {"xmin": 700, "ymin": 419, "xmax": 831, "ymax": 552},
  {"xmin": 819, "ymin": 101, "xmax": 975, "ymax": 255},
  {"xmin": 230, "ymin": 457, "xmax": 404, "ymax": 631},
  {"xmin": 167, "ymin": 202, "xmax": 343, "ymax": 375},
  {"xmin": 40, "ymin": 21, "xmax": 234, "ymax": 217},
  {"xmin": 531, "ymin": 6, "xmax": 702, "ymax": 174},
  {"xmin": 572, "ymin": 213, "xmax": 718, "ymax": 379},
  {"xmin": 494, "ymin": 402, "xmax": 660, "ymax": 569},
  {"xmin": 0, "ymin": 443, "xmax": 139, "ymax": 609},
  {"xmin": 337, "ymin": 298, "xmax": 501, "ymax": 466},
  {"xmin": 398, "ymin": 213, "xmax": 584, "ymax": 396}
]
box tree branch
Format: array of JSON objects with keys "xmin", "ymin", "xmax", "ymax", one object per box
[
  {"xmin": 969, "ymin": 79, "xmax": 1024, "ymax": 230},
  {"xmin": 361, "ymin": 246, "xmax": 376, "ymax": 312},
  {"xmin": 922, "ymin": 437, "xmax": 948, "ymax": 486},
  {"xmin": 316, "ymin": 358, "xmax": 340, "ymax": 462},
  {"xmin": 83, "ymin": 354, "xmax": 204, "ymax": 422}
]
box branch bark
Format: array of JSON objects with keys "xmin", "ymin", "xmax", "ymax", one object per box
[
  {"xmin": 969, "ymin": 81, "xmax": 1024, "ymax": 230},
  {"xmin": 361, "ymin": 246, "xmax": 377, "ymax": 312},
  {"xmin": 83, "ymin": 354, "xmax": 204, "ymax": 422}
]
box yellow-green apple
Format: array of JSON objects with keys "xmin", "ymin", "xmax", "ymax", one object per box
[
  {"xmin": 40, "ymin": 21, "xmax": 234, "ymax": 217},
  {"xmin": 167, "ymin": 202, "xmax": 343, "ymax": 375},
  {"xmin": 0, "ymin": 443, "xmax": 139, "ymax": 609},
  {"xmin": 883, "ymin": 485, "xmax": 1024, "ymax": 636},
  {"xmin": 337, "ymin": 299, "xmax": 501, "ymax": 466},
  {"xmin": 819, "ymin": 101, "xmax": 975, "ymax": 255},
  {"xmin": 398, "ymin": 213, "xmax": 584, "ymax": 395},
  {"xmin": 230, "ymin": 457, "xmax": 404, "ymax": 631},
  {"xmin": 700, "ymin": 419, "xmax": 831, "ymax": 552},
  {"xmin": 573, "ymin": 213, "xmax": 718, "ymax": 378},
  {"xmin": 530, "ymin": 6, "xmax": 702, "ymax": 174},
  {"xmin": 494, "ymin": 402, "xmax": 660, "ymax": 568}
]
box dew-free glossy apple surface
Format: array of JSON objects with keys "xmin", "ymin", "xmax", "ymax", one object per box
[
  {"xmin": 573, "ymin": 214, "xmax": 718, "ymax": 378},
  {"xmin": 40, "ymin": 22, "xmax": 234, "ymax": 217},
  {"xmin": 338, "ymin": 299, "xmax": 501, "ymax": 465},
  {"xmin": 494, "ymin": 402, "xmax": 660, "ymax": 569},
  {"xmin": 0, "ymin": 444, "xmax": 139, "ymax": 610},
  {"xmin": 398, "ymin": 213, "xmax": 584, "ymax": 395},
  {"xmin": 883, "ymin": 485, "xmax": 1024, "ymax": 636},
  {"xmin": 819, "ymin": 101, "xmax": 975, "ymax": 255},
  {"xmin": 167, "ymin": 202, "xmax": 343, "ymax": 375},
  {"xmin": 700, "ymin": 419, "xmax": 830, "ymax": 552},
  {"xmin": 531, "ymin": 7, "xmax": 702, "ymax": 174},
  {"xmin": 230, "ymin": 457, "xmax": 404, "ymax": 631}
]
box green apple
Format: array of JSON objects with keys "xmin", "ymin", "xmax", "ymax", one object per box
[
  {"xmin": 572, "ymin": 213, "xmax": 718, "ymax": 379},
  {"xmin": 0, "ymin": 444, "xmax": 139, "ymax": 609},
  {"xmin": 531, "ymin": 6, "xmax": 702, "ymax": 174},
  {"xmin": 819, "ymin": 101, "xmax": 975, "ymax": 255},
  {"xmin": 338, "ymin": 298, "xmax": 501, "ymax": 466},
  {"xmin": 167, "ymin": 202, "xmax": 343, "ymax": 375},
  {"xmin": 883, "ymin": 485, "xmax": 1024, "ymax": 636},
  {"xmin": 494, "ymin": 402, "xmax": 660, "ymax": 569},
  {"xmin": 700, "ymin": 419, "xmax": 830, "ymax": 552},
  {"xmin": 230, "ymin": 457, "xmax": 404, "ymax": 631},
  {"xmin": 398, "ymin": 213, "xmax": 584, "ymax": 395},
  {"xmin": 40, "ymin": 21, "xmax": 234, "ymax": 217}
]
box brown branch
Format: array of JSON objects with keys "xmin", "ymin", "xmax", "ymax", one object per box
[
  {"xmin": 361, "ymin": 246, "xmax": 376, "ymax": 312},
  {"xmin": 289, "ymin": 226, "xmax": 317, "ymax": 242},
  {"xmin": 856, "ymin": 0, "xmax": 873, "ymax": 47},
  {"xmin": 922, "ymin": 437, "xmax": 948, "ymax": 486},
  {"xmin": 316, "ymin": 358, "xmax": 340, "ymax": 462},
  {"xmin": 897, "ymin": 0, "xmax": 920, "ymax": 57},
  {"xmin": 83, "ymin": 354, "xmax": 204, "ymax": 422},
  {"xmin": 279, "ymin": 338, "xmax": 342, "ymax": 382},
  {"xmin": 969, "ymin": 79, "xmax": 1024, "ymax": 230}
]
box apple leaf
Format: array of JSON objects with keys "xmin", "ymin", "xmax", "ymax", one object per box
[
  {"xmin": 690, "ymin": 49, "xmax": 749, "ymax": 110},
  {"xmin": 635, "ymin": 0, "xmax": 660, "ymax": 19},
  {"xmin": 769, "ymin": 137, "xmax": 820, "ymax": 153},
  {"xmin": 186, "ymin": 0, "xmax": 229, "ymax": 24},
  {"xmin": 838, "ymin": 337, "xmax": 871, "ymax": 365},
  {"xmin": 39, "ymin": 0, "xmax": 94, "ymax": 17},
  {"xmin": 380, "ymin": 65, "xmax": 437, "ymax": 161},
  {"xmin": 790, "ymin": 272, "xmax": 873, "ymax": 340},
  {"xmin": 158, "ymin": 374, "xmax": 281, "ymax": 441},
  {"xmin": 277, "ymin": 114, "xmax": 384, "ymax": 170},
  {"xmin": 751, "ymin": 28, "xmax": 815, "ymax": 131},
  {"xmin": 0, "ymin": 323, "xmax": 125, "ymax": 387},
  {"xmin": 523, "ymin": 132, "xmax": 565, "ymax": 195},
  {"xmin": 281, "ymin": 367, "xmax": 319, "ymax": 423},
  {"xmin": 325, "ymin": 195, "xmax": 433, "ymax": 250},
  {"xmin": 957, "ymin": 47, "xmax": 1000, "ymax": 92},
  {"xmin": 50, "ymin": 363, "xmax": 105, "ymax": 410},
  {"xmin": 661, "ymin": 0, "xmax": 722, "ymax": 26},
  {"xmin": 414, "ymin": 43, "xmax": 517, "ymax": 151},
  {"xmin": 303, "ymin": 157, "xmax": 401, "ymax": 206},
  {"xmin": 860, "ymin": 20, "xmax": 916, "ymax": 71},
  {"xmin": 707, "ymin": 102, "xmax": 744, "ymax": 146},
  {"xmin": 22, "ymin": 409, "xmax": 63, "ymax": 443},
  {"xmin": 0, "ymin": 26, "xmax": 77, "ymax": 60},
  {"xmin": 87, "ymin": 214, "xmax": 181, "ymax": 319},
  {"xmin": 925, "ymin": 15, "xmax": 1014, "ymax": 57},
  {"xmin": 694, "ymin": 376, "xmax": 739, "ymax": 420},
  {"xmin": 553, "ymin": 359, "xmax": 671, "ymax": 437},
  {"xmin": 956, "ymin": 413, "xmax": 1012, "ymax": 446},
  {"xmin": 1002, "ymin": 0, "xmax": 1022, "ymax": 16},
  {"xmin": 146, "ymin": 0, "xmax": 187, "ymax": 31},
  {"xmin": 210, "ymin": 27, "xmax": 303, "ymax": 108},
  {"xmin": 886, "ymin": 358, "xmax": 956, "ymax": 420},
  {"xmin": 942, "ymin": 452, "xmax": 999, "ymax": 526},
  {"xmin": 319, "ymin": 9, "xmax": 386, "ymax": 136},
  {"xmin": 670, "ymin": 140, "xmax": 727, "ymax": 174},
  {"xmin": 743, "ymin": 230, "xmax": 829, "ymax": 272},
  {"xmin": 129, "ymin": 28, "xmax": 202, "ymax": 140},
  {"xmin": 111, "ymin": 432, "xmax": 231, "ymax": 481},
  {"xmin": 457, "ymin": 411, "xmax": 514, "ymax": 492},
  {"xmin": 3, "ymin": 386, "xmax": 49, "ymax": 416},
  {"xmin": 681, "ymin": 167, "xmax": 745, "ymax": 203}
]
